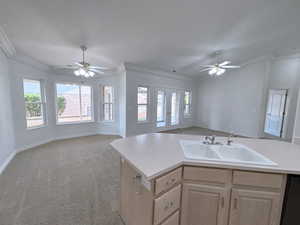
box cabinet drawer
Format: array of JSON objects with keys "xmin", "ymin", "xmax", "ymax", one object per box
[
  {"xmin": 155, "ymin": 167, "xmax": 182, "ymax": 195},
  {"xmin": 233, "ymin": 171, "xmax": 284, "ymax": 188},
  {"xmin": 154, "ymin": 185, "xmax": 181, "ymax": 225},
  {"xmin": 183, "ymin": 166, "xmax": 231, "ymax": 184},
  {"xmin": 161, "ymin": 211, "xmax": 179, "ymax": 225}
]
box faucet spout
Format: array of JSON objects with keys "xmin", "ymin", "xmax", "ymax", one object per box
[{"xmin": 204, "ymin": 135, "xmax": 216, "ymax": 145}]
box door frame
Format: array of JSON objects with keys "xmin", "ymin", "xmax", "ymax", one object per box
[{"xmin": 263, "ymin": 88, "xmax": 288, "ymax": 139}]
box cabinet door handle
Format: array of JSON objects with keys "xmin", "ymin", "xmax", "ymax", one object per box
[
  {"xmin": 221, "ymin": 197, "xmax": 225, "ymax": 208},
  {"xmin": 233, "ymin": 198, "xmax": 238, "ymax": 209},
  {"xmin": 133, "ymin": 175, "xmax": 142, "ymax": 194}
]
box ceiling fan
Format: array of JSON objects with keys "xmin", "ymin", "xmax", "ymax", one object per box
[
  {"xmin": 58, "ymin": 46, "xmax": 110, "ymax": 78},
  {"xmin": 199, "ymin": 61, "xmax": 240, "ymax": 76}
]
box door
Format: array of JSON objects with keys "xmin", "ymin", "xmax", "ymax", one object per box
[
  {"xmin": 229, "ymin": 189, "xmax": 281, "ymax": 225},
  {"xmin": 181, "ymin": 183, "xmax": 230, "ymax": 225},
  {"xmin": 155, "ymin": 89, "xmax": 181, "ymax": 129},
  {"xmin": 264, "ymin": 89, "xmax": 288, "ymax": 137},
  {"xmin": 120, "ymin": 160, "xmax": 153, "ymax": 225},
  {"xmin": 155, "ymin": 89, "xmax": 167, "ymax": 128},
  {"xmin": 165, "ymin": 90, "xmax": 181, "ymax": 128}
]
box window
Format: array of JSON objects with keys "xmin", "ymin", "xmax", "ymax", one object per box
[
  {"xmin": 171, "ymin": 92, "xmax": 180, "ymax": 125},
  {"xmin": 156, "ymin": 90, "xmax": 166, "ymax": 127},
  {"xmin": 264, "ymin": 89, "xmax": 288, "ymax": 137},
  {"xmin": 103, "ymin": 86, "xmax": 114, "ymax": 121},
  {"xmin": 137, "ymin": 86, "xmax": 148, "ymax": 122},
  {"xmin": 56, "ymin": 83, "xmax": 93, "ymax": 124},
  {"xmin": 23, "ymin": 79, "xmax": 46, "ymax": 128},
  {"xmin": 184, "ymin": 90, "xmax": 192, "ymax": 117}
]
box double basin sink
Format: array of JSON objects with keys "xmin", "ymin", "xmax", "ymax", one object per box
[{"xmin": 180, "ymin": 140, "xmax": 277, "ymax": 166}]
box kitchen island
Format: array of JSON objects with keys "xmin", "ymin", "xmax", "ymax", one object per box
[{"xmin": 111, "ymin": 133, "xmax": 300, "ymax": 225}]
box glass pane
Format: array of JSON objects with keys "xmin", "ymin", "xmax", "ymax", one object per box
[
  {"xmin": 184, "ymin": 105, "xmax": 190, "ymax": 115},
  {"xmin": 25, "ymin": 103, "xmax": 44, "ymax": 128},
  {"xmin": 157, "ymin": 91, "xmax": 165, "ymax": 123},
  {"xmin": 138, "ymin": 87, "xmax": 148, "ymax": 104},
  {"xmin": 81, "ymin": 86, "xmax": 92, "ymax": 121},
  {"xmin": 104, "ymin": 103, "xmax": 113, "ymax": 121},
  {"xmin": 171, "ymin": 92, "xmax": 179, "ymax": 125},
  {"xmin": 184, "ymin": 91, "xmax": 190, "ymax": 105},
  {"xmin": 138, "ymin": 105, "xmax": 147, "ymax": 121},
  {"xmin": 23, "ymin": 79, "xmax": 42, "ymax": 102},
  {"xmin": 56, "ymin": 84, "xmax": 81, "ymax": 123},
  {"xmin": 23, "ymin": 79, "xmax": 44, "ymax": 128},
  {"xmin": 104, "ymin": 86, "xmax": 113, "ymax": 103},
  {"xmin": 157, "ymin": 121, "xmax": 166, "ymax": 127}
]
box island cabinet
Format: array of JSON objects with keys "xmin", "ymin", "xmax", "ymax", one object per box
[{"xmin": 120, "ymin": 160, "xmax": 287, "ymax": 225}]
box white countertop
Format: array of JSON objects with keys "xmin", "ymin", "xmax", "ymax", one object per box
[{"xmin": 110, "ymin": 133, "xmax": 300, "ymax": 180}]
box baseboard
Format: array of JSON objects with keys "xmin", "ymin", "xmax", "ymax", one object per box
[
  {"xmin": 15, "ymin": 131, "xmax": 120, "ymax": 153},
  {"xmin": 98, "ymin": 131, "xmax": 120, "ymax": 136},
  {"xmin": 16, "ymin": 138, "xmax": 55, "ymax": 153},
  {"xmin": 293, "ymin": 137, "xmax": 300, "ymax": 145},
  {"xmin": 54, "ymin": 132, "xmax": 99, "ymax": 141},
  {"xmin": 0, "ymin": 151, "xmax": 16, "ymax": 175}
]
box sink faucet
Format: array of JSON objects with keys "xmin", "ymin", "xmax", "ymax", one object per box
[
  {"xmin": 227, "ymin": 135, "xmax": 234, "ymax": 146},
  {"xmin": 204, "ymin": 135, "xmax": 216, "ymax": 145}
]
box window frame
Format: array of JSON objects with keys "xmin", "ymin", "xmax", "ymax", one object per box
[
  {"xmin": 55, "ymin": 82, "xmax": 94, "ymax": 125},
  {"xmin": 101, "ymin": 85, "xmax": 114, "ymax": 122},
  {"xmin": 184, "ymin": 90, "xmax": 192, "ymax": 118},
  {"xmin": 23, "ymin": 78, "xmax": 47, "ymax": 130},
  {"xmin": 156, "ymin": 89, "xmax": 166, "ymax": 127},
  {"xmin": 137, "ymin": 85, "xmax": 150, "ymax": 123},
  {"xmin": 171, "ymin": 91, "xmax": 180, "ymax": 126}
]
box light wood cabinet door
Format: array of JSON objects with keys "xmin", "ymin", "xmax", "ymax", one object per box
[
  {"xmin": 120, "ymin": 160, "xmax": 153, "ymax": 225},
  {"xmin": 181, "ymin": 183, "xmax": 230, "ymax": 225},
  {"xmin": 229, "ymin": 188, "xmax": 281, "ymax": 225}
]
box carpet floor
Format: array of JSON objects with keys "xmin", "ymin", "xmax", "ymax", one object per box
[{"xmin": 0, "ymin": 127, "xmax": 237, "ymax": 225}]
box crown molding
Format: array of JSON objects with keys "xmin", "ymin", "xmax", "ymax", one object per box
[
  {"xmin": 124, "ymin": 63, "xmax": 193, "ymax": 81},
  {"xmin": 0, "ymin": 26, "xmax": 16, "ymax": 57}
]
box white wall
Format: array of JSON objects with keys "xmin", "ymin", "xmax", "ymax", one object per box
[
  {"xmin": 196, "ymin": 56, "xmax": 300, "ymax": 139},
  {"xmin": 9, "ymin": 53, "xmax": 123, "ymax": 152},
  {"xmin": 267, "ymin": 57, "xmax": 300, "ymax": 140},
  {"xmin": 9, "ymin": 54, "xmax": 56, "ymax": 151},
  {"xmin": 125, "ymin": 65, "xmax": 197, "ymax": 137},
  {"xmin": 196, "ymin": 61, "xmax": 269, "ymax": 138},
  {"xmin": 293, "ymin": 89, "xmax": 300, "ymax": 144},
  {"xmin": 0, "ymin": 51, "xmax": 15, "ymax": 171}
]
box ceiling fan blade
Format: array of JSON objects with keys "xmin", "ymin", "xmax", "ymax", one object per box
[
  {"xmin": 55, "ymin": 65, "xmax": 77, "ymax": 70},
  {"xmin": 89, "ymin": 66, "xmax": 110, "ymax": 70},
  {"xmin": 219, "ymin": 61, "xmax": 231, "ymax": 66},
  {"xmin": 89, "ymin": 68, "xmax": 105, "ymax": 74},
  {"xmin": 221, "ymin": 65, "xmax": 240, "ymax": 68},
  {"xmin": 199, "ymin": 65, "xmax": 215, "ymax": 68},
  {"xmin": 75, "ymin": 62, "xmax": 84, "ymax": 67},
  {"xmin": 199, "ymin": 68, "xmax": 212, "ymax": 72}
]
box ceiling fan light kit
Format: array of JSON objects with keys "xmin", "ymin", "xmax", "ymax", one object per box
[
  {"xmin": 74, "ymin": 68, "xmax": 95, "ymax": 77},
  {"xmin": 200, "ymin": 55, "xmax": 241, "ymax": 76},
  {"xmin": 57, "ymin": 45, "xmax": 109, "ymax": 78}
]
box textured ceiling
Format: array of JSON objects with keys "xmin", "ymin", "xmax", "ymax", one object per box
[{"xmin": 0, "ymin": 0, "xmax": 300, "ymax": 76}]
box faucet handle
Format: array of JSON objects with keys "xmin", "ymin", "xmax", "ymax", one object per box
[{"xmin": 227, "ymin": 135, "xmax": 233, "ymax": 145}]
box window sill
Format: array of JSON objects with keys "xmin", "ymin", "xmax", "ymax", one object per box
[
  {"xmin": 26, "ymin": 125, "xmax": 46, "ymax": 130},
  {"xmin": 99, "ymin": 120, "xmax": 115, "ymax": 124},
  {"xmin": 56, "ymin": 120, "xmax": 95, "ymax": 126},
  {"xmin": 137, "ymin": 121, "xmax": 152, "ymax": 124}
]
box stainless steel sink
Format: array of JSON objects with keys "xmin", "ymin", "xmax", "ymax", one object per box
[{"xmin": 180, "ymin": 140, "xmax": 277, "ymax": 166}]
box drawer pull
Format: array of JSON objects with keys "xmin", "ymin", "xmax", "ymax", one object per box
[
  {"xmin": 166, "ymin": 178, "xmax": 176, "ymax": 186},
  {"xmin": 164, "ymin": 201, "xmax": 174, "ymax": 211},
  {"xmin": 233, "ymin": 198, "xmax": 238, "ymax": 209}
]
